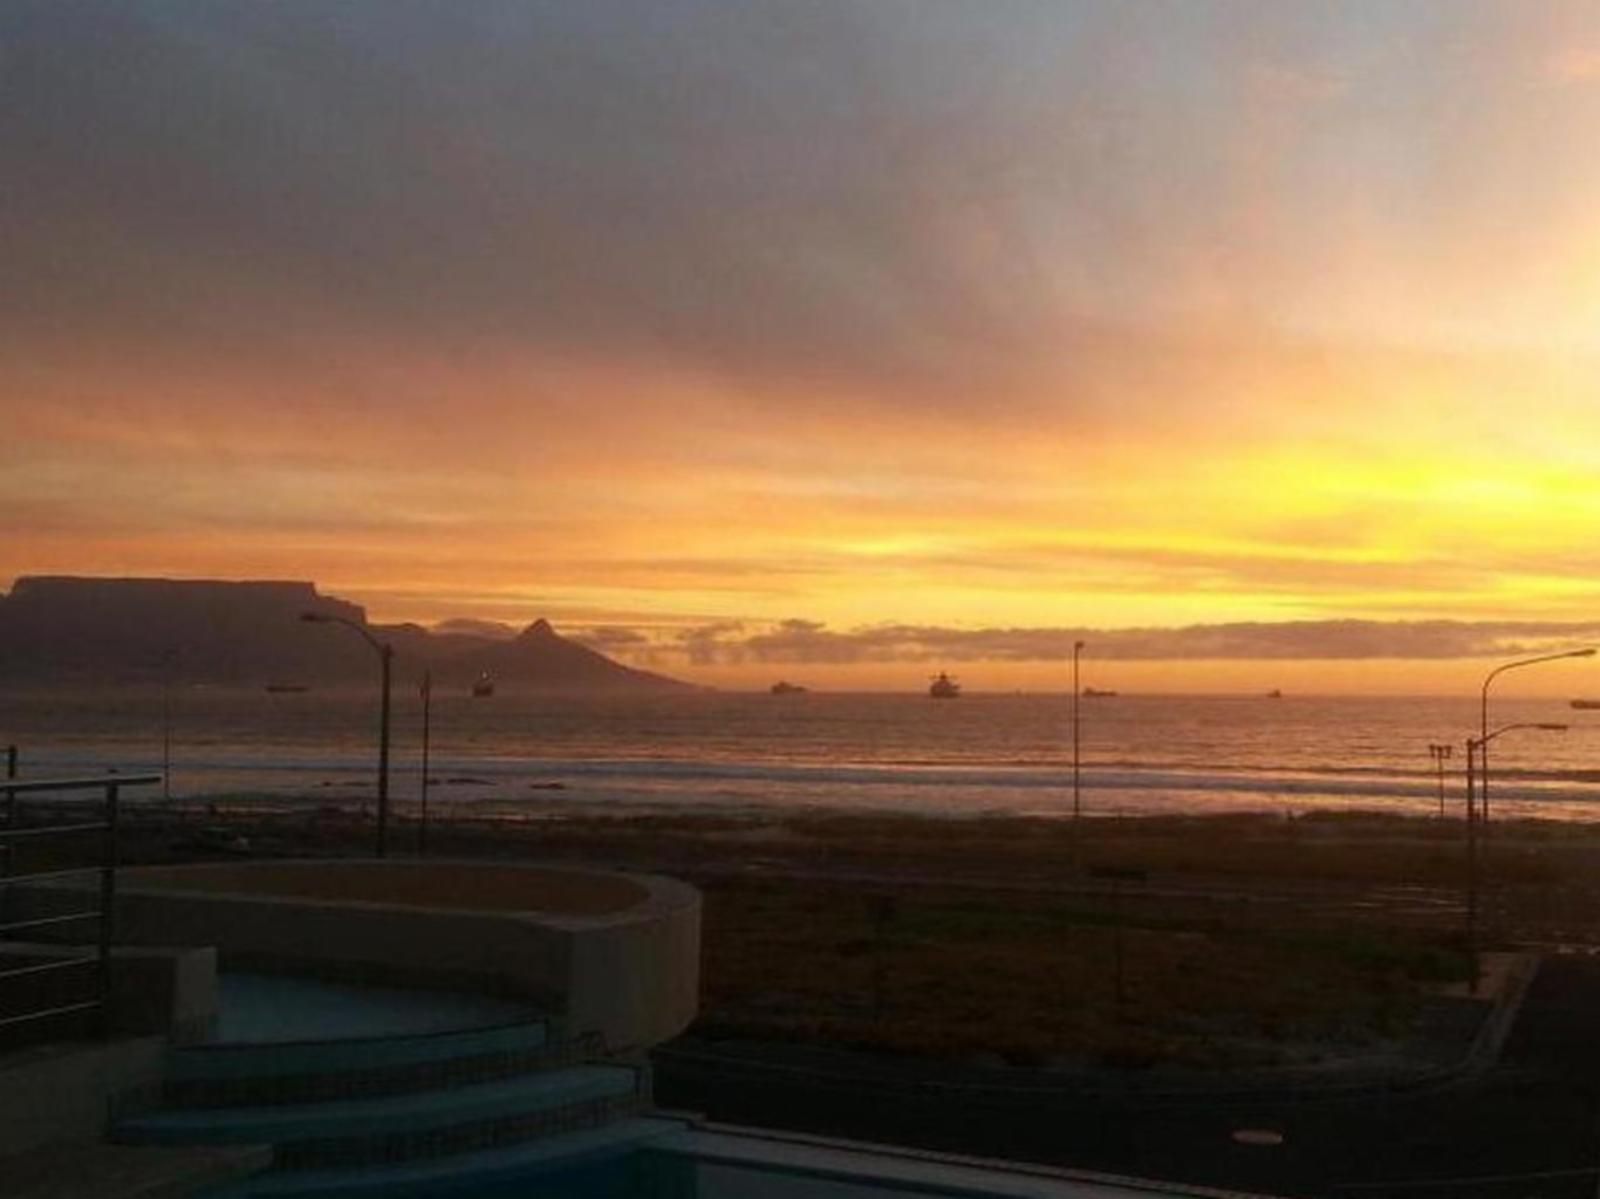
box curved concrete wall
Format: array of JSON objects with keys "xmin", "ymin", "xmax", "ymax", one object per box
[{"xmin": 103, "ymin": 861, "xmax": 700, "ymax": 1052}]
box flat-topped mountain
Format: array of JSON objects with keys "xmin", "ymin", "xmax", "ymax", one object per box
[{"xmin": 0, "ymin": 576, "xmax": 692, "ymax": 691}]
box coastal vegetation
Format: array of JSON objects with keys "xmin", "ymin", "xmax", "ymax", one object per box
[{"xmin": 693, "ymin": 873, "xmax": 1459, "ymax": 1069}]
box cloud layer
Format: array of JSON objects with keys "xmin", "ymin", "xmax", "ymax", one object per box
[
  {"xmin": 10, "ymin": 2, "xmax": 1600, "ymax": 406},
  {"xmin": 588, "ymin": 617, "xmax": 1600, "ymax": 666},
  {"xmin": 5, "ymin": 2, "xmax": 1600, "ymax": 656}
]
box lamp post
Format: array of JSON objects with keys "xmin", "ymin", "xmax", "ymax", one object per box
[
  {"xmin": 1427, "ymin": 743, "xmax": 1452, "ymax": 818},
  {"xmin": 160, "ymin": 648, "xmax": 177, "ymax": 803},
  {"xmin": 1480, "ymin": 648, "xmax": 1594, "ymax": 827},
  {"xmin": 1462, "ymin": 720, "xmax": 1566, "ymax": 993},
  {"xmin": 1073, "ymin": 640, "xmax": 1086, "ymax": 822},
  {"xmin": 1464, "ymin": 736, "xmax": 1479, "ymax": 993},
  {"xmin": 418, "ymin": 670, "xmax": 432, "ymax": 857},
  {"xmin": 301, "ymin": 612, "xmax": 394, "ymax": 858}
]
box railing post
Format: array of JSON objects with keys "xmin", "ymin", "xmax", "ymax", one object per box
[
  {"xmin": 419, "ymin": 670, "xmax": 432, "ymax": 858},
  {"xmin": 97, "ymin": 781, "xmax": 120, "ymax": 1037},
  {"xmin": 3, "ymin": 743, "xmax": 15, "ymax": 855},
  {"xmin": 1465, "ymin": 739, "xmax": 1479, "ymax": 997},
  {"xmin": 1, "ymin": 748, "xmax": 15, "ymax": 928},
  {"xmin": 378, "ymin": 643, "xmax": 392, "ymax": 859}
]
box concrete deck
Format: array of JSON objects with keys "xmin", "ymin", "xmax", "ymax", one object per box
[{"xmin": 5, "ymin": 1141, "xmax": 270, "ymax": 1199}]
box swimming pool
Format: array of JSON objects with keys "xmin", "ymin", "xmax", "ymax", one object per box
[{"xmin": 452, "ymin": 1125, "xmax": 1261, "ymax": 1199}]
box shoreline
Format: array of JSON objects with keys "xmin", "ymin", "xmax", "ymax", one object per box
[
  {"xmin": 103, "ymin": 788, "xmax": 1600, "ymax": 835},
  {"xmin": 11, "ymin": 689, "xmax": 1600, "ymax": 824},
  {"xmin": 20, "ymin": 745, "xmax": 1599, "ymax": 821}
]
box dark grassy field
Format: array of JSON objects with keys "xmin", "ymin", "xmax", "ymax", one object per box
[
  {"xmin": 62, "ymin": 801, "xmax": 1596, "ymax": 1071},
  {"xmin": 691, "ymin": 874, "xmax": 1461, "ymax": 1069}
]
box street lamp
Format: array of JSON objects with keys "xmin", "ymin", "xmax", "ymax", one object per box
[
  {"xmin": 301, "ymin": 612, "xmax": 394, "ymax": 858},
  {"xmin": 418, "ymin": 670, "xmax": 432, "ymax": 858},
  {"xmin": 1427, "ymin": 743, "xmax": 1452, "ymax": 819},
  {"xmin": 1073, "ymin": 640, "xmax": 1086, "ymax": 822},
  {"xmin": 1462, "ymin": 720, "xmax": 1567, "ymax": 993},
  {"xmin": 160, "ymin": 648, "xmax": 178, "ymax": 802},
  {"xmin": 1480, "ymin": 648, "xmax": 1594, "ymax": 827}
]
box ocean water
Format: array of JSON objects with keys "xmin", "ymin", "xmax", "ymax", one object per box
[{"xmin": 3, "ymin": 687, "xmax": 1599, "ymax": 821}]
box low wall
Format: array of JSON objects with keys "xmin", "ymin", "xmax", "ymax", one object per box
[
  {"xmin": 0, "ymin": 944, "xmax": 218, "ymax": 1048},
  {"xmin": 0, "ymin": 1036, "xmax": 165, "ymax": 1158},
  {"xmin": 96, "ymin": 861, "xmax": 700, "ymax": 1051}
]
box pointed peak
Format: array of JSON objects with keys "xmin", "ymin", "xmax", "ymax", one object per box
[{"xmin": 522, "ymin": 617, "xmax": 557, "ymax": 640}]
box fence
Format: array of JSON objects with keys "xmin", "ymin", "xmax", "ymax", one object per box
[{"xmin": 1, "ymin": 771, "xmax": 162, "ymax": 1042}]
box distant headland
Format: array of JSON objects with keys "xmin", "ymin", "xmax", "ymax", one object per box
[{"xmin": 0, "ymin": 576, "xmax": 693, "ymax": 692}]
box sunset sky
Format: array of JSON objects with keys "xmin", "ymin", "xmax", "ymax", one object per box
[{"xmin": 6, "ymin": 2, "xmax": 1600, "ymax": 691}]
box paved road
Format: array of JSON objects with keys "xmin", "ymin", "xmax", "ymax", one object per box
[{"xmin": 655, "ymin": 955, "xmax": 1600, "ymax": 1198}]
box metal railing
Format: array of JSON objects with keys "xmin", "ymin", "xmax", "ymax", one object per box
[{"xmin": 1, "ymin": 771, "xmax": 161, "ymax": 1040}]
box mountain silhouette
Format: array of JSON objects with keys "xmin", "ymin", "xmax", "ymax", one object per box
[
  {"xmin": 0, "ymin": 576, "xmax": 693, "ymax": 691},
  {"xmin": 444, "ymin": 617, "xmax": 689, "ymax": 692}
]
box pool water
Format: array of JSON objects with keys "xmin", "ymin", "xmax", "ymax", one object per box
[
  {"xmin": 463, "ymin": 1152, "xmax": 977, "ymax": 1197},
  {"xmin": 216, "ymin": 973, "xmax": 539, "ymax": 1043},
  {"xmin": 459, "ymin": 1142, "xmax": 1212, "ymax": 1199}
]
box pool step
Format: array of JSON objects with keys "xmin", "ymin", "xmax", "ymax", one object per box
[
  {"xmin": 164, "ymin": 1023, "xmax": 597, "ymax": 1108},
  {"xmin": 118, "ymin": 1064, "xmax": 645, "ymax": 1171}
]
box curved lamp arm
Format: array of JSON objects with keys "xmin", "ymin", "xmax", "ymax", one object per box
[
  {"xmin": 301, "ymin": 611, "xmax": 389, "ymax": 657},
  {"xmin": 1482, "ymin": 648, "xmax": 1596, "ymax": 738}
]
